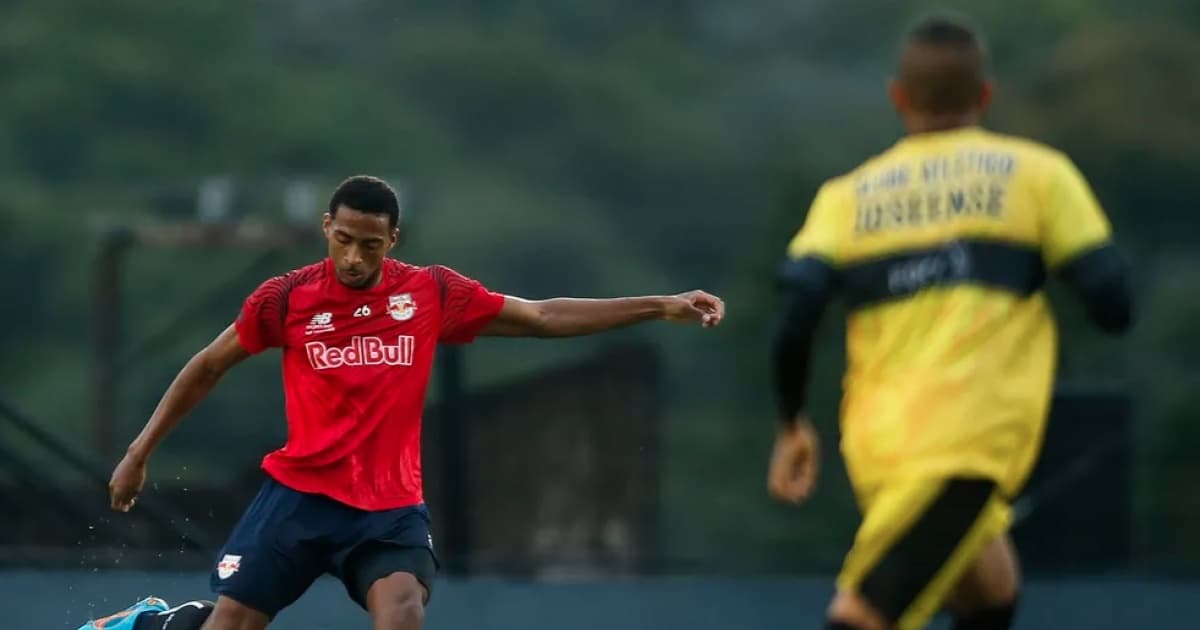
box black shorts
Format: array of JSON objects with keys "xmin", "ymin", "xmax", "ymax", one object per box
[{"xmin": 210, "ymin": 478, "xmax": 438, "ymax": 618}]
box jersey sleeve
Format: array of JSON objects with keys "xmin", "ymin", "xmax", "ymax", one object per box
[
  {"xmin": 1040, "ymin": 152, "xmax": 1113, "ymax": 270},
  {"xmin": 235, "ymin": 275, "xmax": 291, "ymax": 354},
  {"xmin": 785, "ymin": 179, "xmax": 845, "ymax": 263},
  {"xmin": 430, "ymin": 265, "xmax": 506, "ymax": 344},
  {"xmin": 773, "ymin": 179, "xmax": 844, "ymax": 420}
]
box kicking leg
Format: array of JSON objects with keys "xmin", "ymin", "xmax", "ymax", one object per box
[
  {"xmin": 205, "ymin": 479, "xmax": 327, "ymax": 629},
  {"xmin": 197, "ymin": 597, "xmax": 268, "ymax": 630},
  {"xmin": 134, "ymin": 600, "xmax": 216, "ymax": 630},
  {"xmin": 79, "ymin": 597, "xmax": 170, "ymax": 630}
]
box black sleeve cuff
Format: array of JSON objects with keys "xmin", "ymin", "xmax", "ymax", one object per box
[{"xmin": 1056, "ymin": 243, "xmax": 1135, "ymax": 336}]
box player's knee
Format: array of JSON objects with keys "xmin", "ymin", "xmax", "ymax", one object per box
[
  {"xmin": 370, "ymin": 582, "xmax": 425, "ymax": 630},
  {"xmin": 827, "ymin": 590, "xmax": 889, "ymax": 630},
  {"xmin": 373, "ymin": 597, "xmax": 423, "ymax": 630},
  {"xmin": 979, "ymin": 558, "xmax": 1019, "ymax": 607},
  {"xmin": 969, "ymin": 536, "xmax": 1021, "ymax": 608},
  {"xmin": 985, "ymin": 576, "xmax": 1020, "ymax": 608}
]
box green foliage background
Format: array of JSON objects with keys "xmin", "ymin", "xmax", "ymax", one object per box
[{"xmin": 1, "ymin": 0, "xmax": 1197, "ymax": 573}]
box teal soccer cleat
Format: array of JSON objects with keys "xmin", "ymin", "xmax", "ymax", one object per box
[{"xmin": 77, "ymin": 597, "xmax": 170, "ymax": 630}]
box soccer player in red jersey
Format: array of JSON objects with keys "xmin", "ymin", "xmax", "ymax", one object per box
[{"xmin": 107, "ymin": 175, "xmax": 725, "ymax": 630}]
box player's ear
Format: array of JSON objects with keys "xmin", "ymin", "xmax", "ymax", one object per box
[
  {"xmin": 322, "ymin": 213, "xmax": 333, "ymax": 238},
  {"xmin": 979, "ymin": 80, "xmax": 995, "ymax": 112},
  {"xmin": 887, "ymin": 78, "xmax": 907, "ymax": 113},
  {"xmin": 389, "ymin": 227, "xmax": 400, "ymax": 250}
]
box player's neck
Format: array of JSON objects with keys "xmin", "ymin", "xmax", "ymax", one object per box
[{"xmin": 904, "ymin": 113, "xmax": 982, "ymax": 135}]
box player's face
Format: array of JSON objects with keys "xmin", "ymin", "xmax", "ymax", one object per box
[{"xmin": 323, "ymin": 206, "xmax": 399, "ymax": 288}]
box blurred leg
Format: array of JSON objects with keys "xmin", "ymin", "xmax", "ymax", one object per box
[
  {"xmin": 207, "ymin": 480, "xmax": 325, "ymax": 627},
  {"xmin": 833, "ymin": 477, "xmax": 1006, "ymax": 630},
  {"xmin": 828, "ymin": 589, "xmax": 889, "ymax": 629},
  {"xmin": 197, "ymin": 597, "xmax": 268, "ymax": 630},
  {"xmin": 947, "ymin": 535, "xmax": 1020, "ymax": 629}
]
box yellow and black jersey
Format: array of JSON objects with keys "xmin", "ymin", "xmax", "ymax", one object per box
[{"xmin": 775, "ymin": 125, "xmax": 1132, "ymax": 497}]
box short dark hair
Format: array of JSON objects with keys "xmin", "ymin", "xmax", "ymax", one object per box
[
  {"xmin": 907, "ymin": 13, "xmax": 984, "ymax": 50},
  {"xmin": 899, "ymin": 13, "xmax": 988, "ymax": 115},
  {"xmin": 329, "ymin": 175, "xmax": 400, "ymax": 227}
]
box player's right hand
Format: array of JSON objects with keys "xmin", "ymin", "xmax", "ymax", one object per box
[
  {"xmin": 664, "ymin": 290, "xmax": 725, "ymax": 328},
  {"xmin": 768, "ymin": 416, "xmax": 820, "ymax": 505},
  {"xmin": 109, "ymin": 453, "xmax": 148, "ymax": 512}
]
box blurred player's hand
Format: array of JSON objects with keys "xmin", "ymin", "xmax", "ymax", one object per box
[
  {"xmin": 109, "ymin": 453, "xmax": 147, "ymax": 512},
  {"xmin": 664, "ymin": 290, "xmax": 725, "ymax": 327},
  {"xmin": 768, "ymin": 416, "xmax": 820, "ymax": 505}
]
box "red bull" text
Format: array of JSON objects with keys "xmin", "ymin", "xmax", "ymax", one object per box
[{"xmin": 305, "ymin": 336, "xmax": 416, "ymax": 370}]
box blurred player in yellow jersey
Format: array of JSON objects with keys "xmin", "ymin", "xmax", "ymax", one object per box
[{"xmin": 767, "ymin": 13, "xmax": 1135, "ymax": 630}]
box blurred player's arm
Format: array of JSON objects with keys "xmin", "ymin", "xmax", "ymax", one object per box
[
  {"xmin": 1041, "ymin": 154, "xmax": 1135, "ymax": 335},
  {"xmin": 1057, "ymin": 246, "xmax": 1134, "ymax": 335},
  {"xmin": 773, "ymin": 257, "xmax": 837, "ymax": 424},
  {"xmin": 768, "ymin": 256, "xmax": 835, "ymax": 506},
  {"xmin": 772, "ymin": 181, "xmax": 843, "ymax": 426},
  {"xmin": 768, "ymin": 181, "xmax": 844, "ymax": 505},
  {"xmin": 482, "ymin": 293, "xmax": 724, "ymax": 338}
]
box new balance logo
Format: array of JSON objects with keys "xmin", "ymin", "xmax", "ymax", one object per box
[
  {"xmin": 306, "ymin": 312, "xmax": 335, "ymax": 335},
  {"xmin": 306, "ymin": 336, "xmax": 415, "ymax": 370}
]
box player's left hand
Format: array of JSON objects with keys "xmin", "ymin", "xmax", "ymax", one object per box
[
  {"xmin": 664, "ymin": 290, "xmax": 725, "ymax": 327},
  {"xmin": 768, "ymin": 415, "xmax": 820, "ymax": 505}
]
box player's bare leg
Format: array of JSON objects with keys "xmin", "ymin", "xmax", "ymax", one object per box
[
  {"xmin": 198, "ymin": 596, "xmax": 269, "ymax": 630},
  {"xmin": 825, "ymin": 536, "xmax": 1020, "ymax": 629},
  {"xmin": 946, "ymin": 534, "xmax": 1021, "ymax": 629},
  {"xmin": 366, "ymin": 572, "xmax": 427, "ymax": 630},
  {"xmin": 827, "ymin": 590, "xmax": 890, "ymax": 630}
]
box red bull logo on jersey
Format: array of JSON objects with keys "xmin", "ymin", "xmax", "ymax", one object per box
[
  {"xmin": 305, "ymin": 335, "xmax": 416, "ymax": 370},
  {"xmin": 388, "ymin": 293, "xmax": 417, "ymax": 321}
]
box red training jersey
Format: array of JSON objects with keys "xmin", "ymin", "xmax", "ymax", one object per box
[{"xmin": 234, "ymin": 258, "xmax": 505, "ymax": 511}]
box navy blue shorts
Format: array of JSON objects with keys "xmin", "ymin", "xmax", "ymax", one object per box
[{"xmin": 210, "ymin": 477, "xmax": 438, "ymax": 618}]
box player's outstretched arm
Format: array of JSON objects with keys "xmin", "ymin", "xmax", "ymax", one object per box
[
  {"xmin": 479, "ymin": 291, "xmax": 724, "ymax": 338},
  {"xmin": 109, "ymin": 323, "xmax": 249, "ymax": 512}
]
